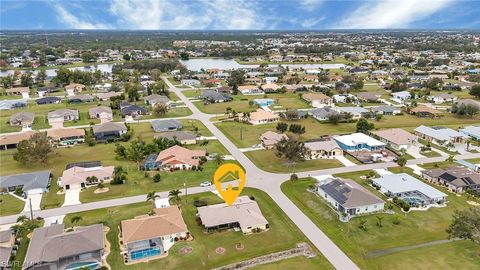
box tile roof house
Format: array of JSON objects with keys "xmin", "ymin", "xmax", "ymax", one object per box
[
  {"xmin": 0, "ymin": 171, "xmax": 51, "ymax": 195},
  {"xmin": 0, "ymin": 131, "xmax": 35, "ymax": 150},
  {"xmin": 410, "ymin": 105, "xmax": 441, "ymax": 117},
  {"xmin": 154, "ymin": 131, "xmax": 197, "ymax": 145},
  {"xmin": 247, "ymin": 109, "xmax": 279, "ymax": 125},
  {"xmin": 0, "ymin": 230, "xmax": 14, "ymax": 268},
  {"xmin": 58, "ymin": 165, "xmax": 114, "ymax": 189},
  {"xmin": 88, "ymin": 106, "xmax": 113, "ymax": 121},
  {"xmin": 151, "ymin": 119, "xmax": 182, "ymax": 132},
  {"xmin": 9, "ymin": 112, "xmax": 35, "ymax": 129},
  {"xmin": 47, "ymin": 128, "xmax": 85, "ymax": 147},
  {"xmin": 64, "ymin": 83, "xmax": 85, "ymax": 96},
  {"xmin": 335, "ymin": 107, "xmax": 369, "ymax": 119},
  {"xmin": 421, "ymin": 166, "xmax": 480, "ymax": 193},
  {"xmin": 304, "ymin": 139, "xmax": 343, "ymax": 159},
  {"xmin": 144, "ymin": 94, "xmax": 172, "ymax": 107},
  {"xmin": 356, "ymin": 92, "xmax": 380, "ymax": 102},
  {"xmin": 92, "ymin": 122, "xmax": 128, "ymax": 140},
  {"xmin": 5, "ymin": 87, "xmax": 30, "ymax": 99},
  {"xmin": 260, "ymin": 131, "xmax": 288, "ymax": 149},
  {"xmin": 302, "ymin": 92, "xmax": 333, "ymax": 108},
  {"xmin": 120, "ymin": 207, "xmax": 189, "ymax": 261},
  {"xmin": 372, "ymin": 128, "xmax": 417, "ymax": 150},
  {"xmin": 414, "ymin": 125, "xmax": 468, "ymax": 145},
  {"xmin": 316, "ymin": 178, "xmax": 384, "ymax": 218},
  {"xmin": 156, "ymin": 145, "xmax": 206, "ymax": 170},
  {"xmin": 372, "ymin": 173, "xmax": 447, "ymax": 207},
  {"xmin": 197, "ymin": 196, "xmax": 269, "ymax": 234},
  {"xmin": 23, "ymin": 224, "xmax": 104, "ymax": 270}
]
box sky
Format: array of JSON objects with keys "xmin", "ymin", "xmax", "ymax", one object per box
[{"xmin": 1, "ymin": 0, "xmax": 480, "ymax": 30}]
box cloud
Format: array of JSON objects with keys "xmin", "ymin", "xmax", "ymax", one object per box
[
  {"xmin": 299, "ymin": 0, "xmax": 324, "ymax": 11},
  {"xmin": 335, "ymin": 0, "xmax": 453, "ymax": 29},
  {"xmin": 301, "ymin": 17, "xmax": 325, "ymax": 29},
  {"xmin": 53, "ymin": 5, "xmax": 112, "ymax": 29},
  {"xmin": 109, "ymin": 0, "xmax": 267, "ymax": 30}
]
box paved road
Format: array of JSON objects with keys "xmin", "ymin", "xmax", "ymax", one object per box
[{"xmin": 3, "ymin": 77, "xmax": 480, "ymax": 269}]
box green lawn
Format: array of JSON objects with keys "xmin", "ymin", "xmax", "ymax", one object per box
[
  {"xmin": 0, "ymin": 194, "xmax": 25, "ymax": 216},
  {"xmin": 421, "ymin": 150, "xmax": 442, "ymax": 158},
  {"xmin": 187, "ymin": 140, "xmax": 230, "ymax": 155},
  {"xmin": 64, "ymin": 188, "xmax": 333, "ymax": 270},
  {"xmin": 195, "ymin": 93, "xmax": 310, "ymax": 114},
  {"xmin": 245, "ymin": 150, "xmax": 343, "ymax": 173},
  {"xmin": 183, "ymin": 89, "xmax": 205, "ymax": 98},
  {"xmin": 465, "ymin": 158, "xmax": 480, "ymax": 164},
  {"xmin": 281, "ymin": 175, "xmax": 480, "ymax": 269}
]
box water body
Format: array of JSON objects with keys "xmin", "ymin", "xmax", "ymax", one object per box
[
  {"xmin": 0, "ymin": 64, "xmax": 114, "ymax": 77},
  {"xmin": 180, "ymin": 58, "xmax": 346, "ymax": 71}
]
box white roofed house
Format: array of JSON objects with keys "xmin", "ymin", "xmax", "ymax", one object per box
[
  {"xmin": 391, "ymin": 91, "xmax": 411, "ymax": 103},
  {"xmin": 302, "ymin": 93, "xmax": 333, "ymax": 108},
  {"xmin": 335, "ymin": 107, "xmax": 370, "ymax": 120},
  {"xmin": 460, "ymin": 126, "xmax": 480, "ymax": 140},
  {"xmin": 427, "ymin": 93, "xmax": 457, "ymax": 104},
  {"xmin": 414, "ymin": 125, "xmax": 469, "ymax": 145},
  {"xmin": 316, "ymin": 178, "xmax": 384, "ymax": 220},
  {"xmin": 333, "ymin": 133, "xmax": 386, "ymax": 152}
]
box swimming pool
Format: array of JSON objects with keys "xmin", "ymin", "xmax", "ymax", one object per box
[
  {"xmin": 130, "ymin": 247, "xmax": 162, "ymax": 260},
  {"xmin": 65, "ymin": 261, "xmax": 99, "ymax": 270}
]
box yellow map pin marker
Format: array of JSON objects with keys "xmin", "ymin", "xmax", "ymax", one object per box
[{"xmin": 213, "ymin": 163, "xmax": 246, "ymax": 206}]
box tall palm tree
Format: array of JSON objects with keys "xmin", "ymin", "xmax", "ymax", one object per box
[
  {"xmin": 168, "ymin": 189, "xmax": 182, "ymax": 205},
  {"xmin": 146, "ymin": 191, "xmax": 160, "ymax": 206}
]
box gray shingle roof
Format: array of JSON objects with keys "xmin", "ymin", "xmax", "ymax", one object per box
[
  {"xmin": 0, "ymin": 171, "xmax": 51, "ymax": 192},
  {"xmin": 151, "ymin": 119, "xmax": 182, "ymax": 132},
  {"xmin": 318, "ymin": 178, "xmax": 384, "ymax": 208}
]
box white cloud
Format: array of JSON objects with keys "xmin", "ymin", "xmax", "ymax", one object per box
[
  {"xmin": 299, "ymin": 0, "xmax": 324, "ymax": 11},
  {"xmin": 336, "ymin": 0, "xmax": 453, "ymax": 29},
  {"xmin": 53, "ymin": 5, "xmax": 112, "ymax": 29},
  {"xmin": 109, "ymin": 0, "xmax": 267, "ymax": 30},
  {"xmin": 301, "ymin": 17, "xmax": 325, "ymax": 29}
]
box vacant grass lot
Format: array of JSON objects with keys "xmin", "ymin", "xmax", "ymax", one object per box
[
  {"xmin": 64, "ymin": 188, "xmax": 333, "ymax": 270},
  {"xmin": 245, "ymin": 150, "xmax": 343, "ymax": 173},
  {"xmin": 195, "ymin": 93, "xmax": 310, "ymax": 114},
  {"xmin": 0, "ymin": 194, "xmax": 25, "ymax": 216},
  {"xmin": 281, "ymin": 172, "xmax": 480, "ymax": 269}
]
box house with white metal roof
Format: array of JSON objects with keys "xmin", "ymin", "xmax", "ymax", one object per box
[{"xmin": 333, "ymin": 133, "xmax": 386, "ymax": 152}]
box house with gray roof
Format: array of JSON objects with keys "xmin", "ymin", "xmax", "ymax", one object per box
[
  {"xmin": 421, "ymin": 166, "xmax": 480, "ymax": 193},
  {"xmin": 144, "ymin": 94, "xmax": 172, "ymax": 107},
  {"xmin": 92, "ymin": 122, "xmax": 127, "ymax": 140},
  {"xmin": 0, "ymin": 229, "xmax": 14, "ymax": 268},
  {"xmin": 88, "ymin": 106, "xmax": 113, "ymax": 119},
  {"xmin": 47, "ymin": 109, "xmax": 79, "ymax": 122},
  {"xmin": 0, "ymin": 171, "xmax": 51, "ymax": 195},
  {"xmin": 414, "ymin": 125, "xmax": 469, "ymax": 145},
  {"xmin": 371, "ymin": 105, "xmax": 401, "ymax": 115},
  {"xmin": 67, "ymin": 94, "xmax": 94, "ymax": 103},
  {"xmin": 335, "ymin": 106, "xmax": 370, "ymax": 119},
  {"xmin": 316, "ymin": 178, "xmax": 384, "ymax": 219},
  {"xmin": 308, "ymin": 107, "xmax": 339, "ymax": 121},
  {"xmin": 10, "ymin": 112, "xmax": 35, "ymax": 128},
  {"xmin": 151, "ymin": 119, "xmax": 182, "ymax": 132},
  {"xmin": 23, "ymin": 224, "xmax": 104, "ymax": 270},
  {"xmin": 154, "ymin": 131, "xmax": 197, "ymax": 145},
  {"xmin": 459, "ymin": 125, "xmax": 480, "ymax": 140},
  {"xmin": 201, "ymin": 90, "xmax": 232, "ymax": 103},
  {"xmin": 0, "ymin": 99, "xmax": 27, "ymax": 110}
]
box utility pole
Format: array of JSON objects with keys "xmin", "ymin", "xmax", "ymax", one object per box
[
  {"xmin": 240, "ymin": 126, "xmax": 243, "ymax": 140},
  {"xmin": 29, "ymin": 197, "xmax": 33, "ymax": 220},
  {"xmin": 184, "ymin": 182, "xmax": 187, "ymax": 203}
]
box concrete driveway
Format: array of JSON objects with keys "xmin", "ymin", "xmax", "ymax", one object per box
[
  {"xmin": 22, "ymin": 193, "xmax": 42, "ymax": 212},
  {"xmin": 43, "ymin": 215, "xmax": 65, "ymax": 227},
  {"xmin": 336, "ymin": 156, "xmax": 356, "ymax": 167},
  {"xmin": 406, "ymin": 145, "xmax": 425, "ymax": 158},
  {"xmin": 63, "ymin": 187, "xmax": 81, "ymax": 206}
]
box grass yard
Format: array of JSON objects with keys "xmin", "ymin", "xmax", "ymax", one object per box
[
  {"xmin": 465, "ymin": 158, "xmax": 480, "ymax": 164},
  {"xmin": 186, "ymin": 140, "xmax": 230, "ymax": 155},
  {"xmin": 138, "ymin": 106, "xmax": 193, "ymax": 120},
  {"xmin": 0, "ymin": 194, "xmax": 25, "ymax": 216},
  {"xmin": 281, "ymin": 174, "xmax": 480, "ymax": 269},
  {"xmin": 195, "ymin": 93, "xmax": 310, "ymax": 114},
  {"xmin": 245, "ymin": 150, "xmax": 343, "ymax": 173},
  {"xmin": 183, "ymin": 89, "xmax": 205, "ymax": 98},
  {"xmin": 420, "ymin": 150, "xmax": 442, "ymax": 158},
  {"xmin": 64, "ymin": 188, "xmax": 333, "ymax": 270}
]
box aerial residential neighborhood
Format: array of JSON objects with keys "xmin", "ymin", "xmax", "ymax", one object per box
[{"xmin": 1, "ymin": 2, "xmax": 480, "ymax": 270}]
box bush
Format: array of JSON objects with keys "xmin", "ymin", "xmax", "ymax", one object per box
[
  {"xmin": 193, "ymin": 199, "xmax": 208, "ymax": 207},
  {"xmin": 290, "ymin": 173, "xmax": 298, "ymax": 181},
  {"xmin": 153, "ymin": 173, "xmax": 161, "ymax": 183}
]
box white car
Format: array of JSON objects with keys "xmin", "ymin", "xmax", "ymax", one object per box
[{"xmin": 200, "ymin": 181, "xmax": 212, "ymax": 187}]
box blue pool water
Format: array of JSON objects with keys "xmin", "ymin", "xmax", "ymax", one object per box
[
  {"xmin": 130, "ymin": 247, "xmax": 161, "ymax": 260},
  {"xmin": 65, "ymin": 261, "xmax": 99, "ymax": 270}
]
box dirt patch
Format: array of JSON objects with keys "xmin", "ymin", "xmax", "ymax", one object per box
[
  {"xmin": 215, "ymin": 247, "xmax": 226, "ymax": 255},
  {"xmin": 179, "ymin": 246, "xmax": 193, "ymax": 255},
  {"xmin": 94, "ymin": 188, "xmax": 109, "ymax": 194},
  {"xmin": 235, "ymin": 243, "xmax": 244, "ymax": 250},
  {"xmin": 467, "ymin": 200, "xmax": 480, "ymax": 206}
]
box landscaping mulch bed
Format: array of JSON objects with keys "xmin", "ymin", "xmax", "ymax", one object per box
[
  {"xmin": 179, "ymin": 246, "xmax": 193, "ymax": 255},
  {"xmin": 215, "ymin": 247, "xmax": 226, "ymax": 254}
]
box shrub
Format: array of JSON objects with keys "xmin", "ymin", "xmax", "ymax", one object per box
[
  {"xmin": 153, "ymin": 174, "xmax": 161, "ymax": 183},
  {"xmin": 193, "ymin": 199, "xmax": 208, "ymax": 207}
]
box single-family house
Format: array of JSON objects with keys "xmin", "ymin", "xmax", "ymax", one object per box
[
  {"xmin": 154, "ymin": 131, "xmax": 197, "ymax": 145},
  {"xmin": 333, "ymin": 94, "xmax": 358, "ymax": 104},
  {"xmin": 410, "ymin": 105, "xmax": 442, "ymax": 117},
  {"xmin": 67, "ymin": 94, "xmax": 94, "ymax": 103},
  {"xmin": 0, "ymin": 131, "xmax": 35, "ymax": 150},
  {"xmin": 260, "ymin": 131, "xmax": 288, "ymax": 149},
  {"xmin": 58, "ymin": 165, "xmax": 114, "ymax": 189},
  {"xmin": 197, "ymin": 196, "xmax": 269, "ymax": 234},
  {"xmin": 92, "ymin": 122, "xmax": 127, "ymax": 140},
  {"xmin": 0, "ymin": 171, "xmax": 51, "ymax": 195},
  {"xmin": 95, "ymin": 91, "xmax": 123, "ymax": 101},
  {"xmin": 120, "ymin": 103, "xmax": 148, "ymax": 117},
  {"xmin": 371, "ymin": 105, "xmax": 402, "ymax": 115},
  {"xmin": 47, "ymin": 128, "xmax": 85, "ymax": 147},
  {"xmin": 304, "ymin": 139, "xmax": 343, "ymax": 159},
  {"xmin": 181, "ymin": 79, "xmax": 200, "ymax": 86},
  {"xmin": 156, "ymin": 145, "xmax": 206, "ymax": 170},
  {"xmin": 336, "ymin": 107, "xmax": 369, "ymax": 119},
  {"xmin": 459, "ymin": 126, "xmax": 480, "ymax": 140},
  {"xmin": 201, "ymin": 90, "xmax": 232, "ymax": 103},
  {"xmin": 144, "ymin": 94, "xmax": 172, "ymax": 108},
  {"xmin": 0, "ymin": 230, "xmax": 15, "ymax": 268},
  {"xmin": 372, "ymin": 128, "xmax": 417, "ymax": 150},
  {"xmin": 239, "ymin": 85, "xmax": 264, "ymax": 95},
  {"xmin": 333, "ymin": 133, "xmax": 386, "ymax": 152},
  {"xmin": 248, "ymin": 109, "xmax": 279, "ymax": 125},
  {"xmin": 391, "ymin": 91, "xmax": 411, "ymax": 102},
  {"xmin": 302, "ymin": 93, "xmax": 333, "ymax": 108},
  {"xmin": 316, "ymin": 178, "xmax": 384, "ymax": 218},
  {"xmin": 356, "ymin": 92, "xmax": 380, "ymax": 102},
  {"xmin": 421, "ymin": 166, "xmax": 480, "ymax": 193},
  {"xmin": 414, "ymin": 125, "xmax": 468, "ymax": 145},
  {"xmin": 64, "ymin": 83, "xmax": 85, "ymax": 96},
  {"xmin": 427, "ymin": 93, "xmax": 457, "ymax": 104},
  {"xmin": 5, "ymin": 87, "xmax": 30, "ymax": 99},
  {"xmin": 88, "ymin": 106, "xmax": 113, "ymax": 120},
  {"xmin": 120, "ymin": 206, "xmax": 189, "ymax": 262},
  {"xmin": 372, "ymin": 173, "xmax": 447, "ymax": 207},
  {"xmin": 308, "ymin": 107, "xmax": 339, "ymax": 121},
  {"xmin": 47, "ymin": 109, "xmax": 79, "ymax": 122},
  {"xmin": 151, "ymin": 119, "xmax": 182, "ymax": 133},
  {"xmin": 36, "ymin": 96, "xmax": 62, "ymax": 105},
  {"xmin": 9, "ymin": 112, "xmax": 35, "ymax": 129},
  {"xmin": 0, "ymin": 99, "xmax": 27, "ymax": 110},
  {"xmin": 261, "ymin": 83, "xmax": 280, "ymax": 92},
  {"xmin": 23, "ymin": 224, "xmax": 104, "ymax": 270}
]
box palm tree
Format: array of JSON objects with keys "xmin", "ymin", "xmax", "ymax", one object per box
[
  {"xmin": 446, "ymin": 154, "xmax": 455, "ymax": 163},
  {"xmin": 168, "ymin": 189, "xmax": 182, "ymax": 205},
  {"xmin": 70, "ymin": 215, "xmax": 83, "ymax": 227},
  {"xmin": 16, "ymin": 215, "xmax": 29, "ymax": 223},
  {"xmin": 214, "ymin": 154, "xmax": 224, "ymax": 165},
  {"xmin": 146, "ymin": 191, "xmax": 160, "ymax": 206}
]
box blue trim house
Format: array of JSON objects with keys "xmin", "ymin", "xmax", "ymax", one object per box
[{"xmin": 333, "ymin": 133, "xmax": 386, "ymax": 152}]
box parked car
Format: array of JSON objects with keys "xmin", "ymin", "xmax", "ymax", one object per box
[{"xmin": 200, "ymin": 181, "xmax": 212, "ymax": 187}]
